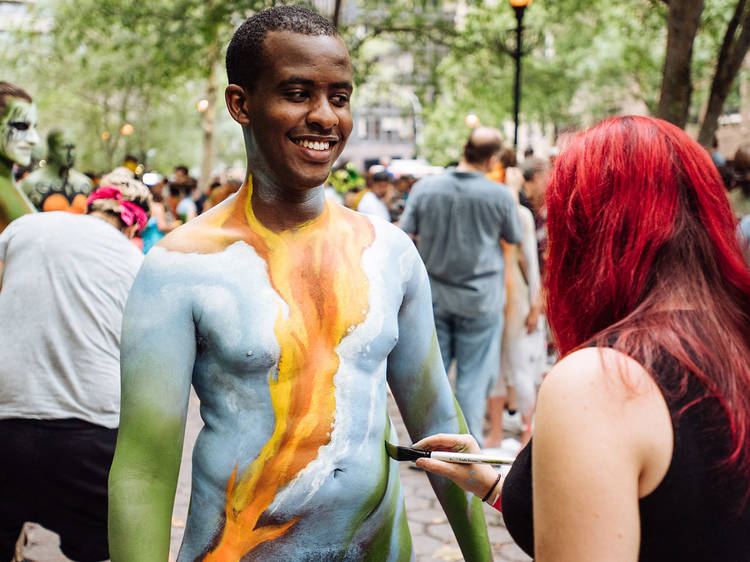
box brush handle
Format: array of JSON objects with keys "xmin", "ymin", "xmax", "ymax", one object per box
[{"xmin": 430, "ymin": 451, "xmax": 515, "ymax": 465}]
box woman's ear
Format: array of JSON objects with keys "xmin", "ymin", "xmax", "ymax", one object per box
[{"xmin": 225, "ymin": 85, "xmax": 251, "ymax": 126}]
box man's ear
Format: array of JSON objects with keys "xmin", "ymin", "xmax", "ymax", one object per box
[{"xmin": 225, "ymin": 85, "xmax": 251, "ymax": 126}]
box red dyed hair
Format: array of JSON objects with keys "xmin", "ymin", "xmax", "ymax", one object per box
[{"xmin": 545, "ymin": 116, "xmax": 750, "ymax": 490}]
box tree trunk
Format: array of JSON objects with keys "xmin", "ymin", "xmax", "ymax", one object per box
[
  {"xmin": 656, "ymin": 0, "xmax": 704, "ymax": 127},
  {"xmin": 698, "ymin": 0, "xmax": 750, "ymax": 146},
  {"xmin": 200, "ymin": 34, "xmax": 219, "ymax": 194}
]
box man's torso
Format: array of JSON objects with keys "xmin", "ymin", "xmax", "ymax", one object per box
[
  {"xmin": 21, "ymin": 168, "xmax": 91, "ymax": 212},
  {"xmin": 144, "ymin": 198, "xmax": 420, "ymax": 560}
]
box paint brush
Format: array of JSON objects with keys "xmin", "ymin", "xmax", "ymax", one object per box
[{"xmin": 384, "ymin": 440, "xmax": 515, "ymax": 465}]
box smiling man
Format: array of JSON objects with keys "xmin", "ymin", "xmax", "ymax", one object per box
[
  {"xmin": 0, "ymin": 82, "xmax": 38, "ymax": 234},
  {"xmin": 107, "ymin": 7, "xmax": 490, "ymax": 562}
]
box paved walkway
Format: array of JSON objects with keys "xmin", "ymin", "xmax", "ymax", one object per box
[{"xmin": 168, "ymin": 390, "xmax": 531, "ymax": 562}]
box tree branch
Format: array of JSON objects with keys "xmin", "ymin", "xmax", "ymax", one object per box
[{"xmin": 698, "ymin": 0, "xmax": 750, "ymax": 145}]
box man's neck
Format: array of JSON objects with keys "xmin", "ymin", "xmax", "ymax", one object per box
[
  {"xmin": 246, "ymin": 175, "xmax": 326, "ymax": 232},
  {"xmin": 0, "ymin": 156, "xmax": 12, "ymax": 182},
  {"xmin": 455, "ymin": 159, "xmax": 487, "ymax": 174},
  {"xmin": 47, "ymin": 162, "xmax": 69, "ymax": 178}
]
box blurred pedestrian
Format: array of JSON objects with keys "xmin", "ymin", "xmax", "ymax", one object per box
[
  {"xmin": 414, "ymin": 116, "xmax": 750, "ymax": 561},
  {"xmin": 0, "ymin": 172, "xmax": 151, "ymax": 561},
  {"xmin": 519, "ymin": 157, "xmax": 550, "ymax": 276},
  {"xmin": 485, "ymin": 166, "xmax": 544, "ymax": 450},
  {"xmin": 21, "ymin": 129, "xmax": 91, "ymax": 213},
  {"xmin": 729, "ymin": 145, "xmax": 750, "ymax": 217},
  {"xmin": 389, "ymin": 174, "xmax": 414, "ymax": 223},
  {"xmin": 711, "ymin": 135, "xmax": 725, "ymax": 167},
  {"xmin": 400, "ymin": 127, "xmax": 521, "ymax": 444},
  {"xmin": 140, "ymin": 174, "xmax": 182, "ymax": 253},
  {"xmin": 357, "ymin": 170, "xmax": 391, "ymax": 221},
  {"xmin": 740, "ymin": 214, "xmax": 750, "ymax": 265},
  {"xmin": 0, "ymin": 81, "xmax": 38, "ymax": 234},
  {"xmin": 203, "ymin": 177, "xmax": 242, "ymax": 211},
  {"xmin": 170, "ymin": 182, "xmax": 197, "ymax": 223}
]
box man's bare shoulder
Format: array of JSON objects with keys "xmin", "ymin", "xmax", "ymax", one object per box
[{"xmin": 158, "ymin": 195, "xmax": 244, "ymax": 255}]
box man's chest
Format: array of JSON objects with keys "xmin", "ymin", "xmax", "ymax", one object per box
[{"xmin": 188, "ymin": 247, "xmax": 403, "ymax": 379}]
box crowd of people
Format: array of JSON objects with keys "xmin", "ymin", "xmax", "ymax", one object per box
[{"xmin": 1, "ymin": 4, "xmax": 750, "ymax": 562}]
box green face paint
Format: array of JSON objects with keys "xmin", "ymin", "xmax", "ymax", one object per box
[
  {"xmin": 0, "ymin": 99, "xmax": 39, "ymax": 166},
  {"xmin": 47, "ymin": 131, "xmax": 76, "ymax": 169}
]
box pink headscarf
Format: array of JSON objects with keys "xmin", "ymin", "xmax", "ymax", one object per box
[{"xmin": 86, "ymin": 185, "xmax": 148, "ymax": 234}]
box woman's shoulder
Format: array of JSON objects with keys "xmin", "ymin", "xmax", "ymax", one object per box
[
  {"xmin": 544, "ymin": 347, "xmax": 652, "ymax": 394},
  {"xmin": 536, "ymin": 346, "xmax": 673, "ymax": 497}
]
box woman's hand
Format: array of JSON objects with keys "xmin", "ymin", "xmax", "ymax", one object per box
[{"xmin": 412, "ymin": 433, "xmax": 501, "ymax": 501}]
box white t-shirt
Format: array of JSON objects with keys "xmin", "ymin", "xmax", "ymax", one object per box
[
  {"xmin": 357, "ymin": 191, "xmax": 391, "ymax": 222},
  {"xmin": 0, "ymin": 212, "xmax": 144, "ymax": 428}
]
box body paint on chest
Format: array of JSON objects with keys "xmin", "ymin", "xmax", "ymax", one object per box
[{"xmin": 206, "ymin": 178, "xmax": 376, "ymax": 560}]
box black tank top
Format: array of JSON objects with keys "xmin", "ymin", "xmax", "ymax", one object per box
[{"xmin": 501, "ymin": 350, "xmax": 750, "ymax": 560}]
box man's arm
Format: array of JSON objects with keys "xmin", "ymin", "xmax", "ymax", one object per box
[
  {"xmin": 498, "ymin": 186, "xmax": 522, "ymax": 245},
  {"xmin": 0, "ymin": 177, "xmax": 34, "ymax": 233},
  {"xmin": 398, "ymin": 184, "xmax": 420, "ymax": 242},
  {"xmin": 108, "ymin": 255, "xmax": 196, "ymax": 561},
  {"xmin": 386, "ymin": 240, "xmax": 491, "ymax": 562}
]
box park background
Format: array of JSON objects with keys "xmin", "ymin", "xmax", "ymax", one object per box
[{"xmin": 2, "ymin": 0, "xmax": 749, "ymax": 184}]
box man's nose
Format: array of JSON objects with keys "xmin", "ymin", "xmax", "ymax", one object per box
[
  {"xmin": 307, "ymin": 96, "xmax": 338, "ymax": 130},
  {"xmin": 27, "ymin": 126, "xmax": 40, "ymax": 146}
]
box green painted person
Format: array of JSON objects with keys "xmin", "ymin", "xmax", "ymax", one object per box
[
  {"xmin": 0, "ymin": 81, "xmax": 38, "ymax": 234},
  {"xmin": 21, "ymin": 130, "xmax": 92, "ymax": 213}
]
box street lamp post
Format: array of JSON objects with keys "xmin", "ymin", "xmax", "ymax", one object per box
[{"xmin": 509, "ymin": 0, "xmax": 532, "ymax": 149}]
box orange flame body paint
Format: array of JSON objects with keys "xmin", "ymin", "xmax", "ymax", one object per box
[{"xmin": 205, "ymin": 181, "xmax": 375, "ymax": 560}]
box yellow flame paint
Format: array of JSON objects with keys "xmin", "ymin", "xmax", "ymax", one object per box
[{"xmin": 205, "ymin": 179, "xmax": 375, "ymax": 560}]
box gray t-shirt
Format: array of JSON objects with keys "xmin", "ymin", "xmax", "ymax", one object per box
[
  {"xmin": 400, "ymin": 170, "xmax": 521, "ymax": 317},
  {"xmin": 0, "ymin": 212, "xmax": 144, "ymax": 428}
]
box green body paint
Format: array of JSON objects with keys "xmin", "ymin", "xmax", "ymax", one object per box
[{"xmin": 0, "ymin": 97, "xmax": 38, "ymax": 232}]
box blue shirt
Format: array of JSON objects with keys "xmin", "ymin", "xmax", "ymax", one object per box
[{"xmin": 400, "ymin": 170, "xmax": 521, "ymax": 317}]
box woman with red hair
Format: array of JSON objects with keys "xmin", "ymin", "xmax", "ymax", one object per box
[{"xmin": 413, "ymin": 116, "xmax": 750, "ymax": 560}]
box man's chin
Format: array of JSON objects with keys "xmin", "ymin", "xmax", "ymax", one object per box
[
  {"xmin": 12, "ymin": 154, "xmax": 32, "ymax": 166},
  {"xmin": 293, "ymin": 164, "xmax": 336, "ymax": 189}
]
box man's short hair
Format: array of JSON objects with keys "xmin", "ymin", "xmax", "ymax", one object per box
[
  {"xmin": 463, "ymin": 129, "xmax": 502, "ymax": 164},
  {"xmin": 226, "ymin": 6, "xmax": 339, "ymax": 93},
  {"xmin": 47, "ymin": 130, "xmax": 66, "ymax": 149},
  {"xmin": 372, "ymin": 171, "xmax": 391, "ymax": 183},
  {"xmin": 0, "ymin": 81, "xmax": 32, "ymax": 117},
  {"xmin": 174, "ymin": 165, "xmax": 189, "ymax": 175}
]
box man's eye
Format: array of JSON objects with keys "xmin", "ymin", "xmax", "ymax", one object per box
[
  {"xmin": 285, "ymin": 90, "xmax": 308, "ymax": 101},
  {"xmin": 10, "ymin": 122, "xmax": 29, "ymax": 131},
  {"xmin": 331, "ymin": 95, "xmax": 350, "ymax": 107}
]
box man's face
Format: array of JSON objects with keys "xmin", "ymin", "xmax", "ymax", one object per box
[
  {"xmin": 244, "ymin": 31, "xmax": 353, "ymax": 190},
  {"xmin": 371, "ymin": 180, "xmax": 390, "ymax": 200},
  {"xmin": 48, "ymin": 133, "xmax": 76, "ymax": 168},
  {"xmin": 0, "ymin": 98, "xmax": 39, "ymax": 166}
]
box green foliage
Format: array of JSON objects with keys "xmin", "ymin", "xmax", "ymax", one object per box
[
  {"xmin": 2, "ymin": 0, "xmax": 743, "ymax": 171},
  {"xmin": 3, "ymin": 0, "xmax": 276, "ymax": 173},
  {"xmin": 350, "ymin": 0, "xmax": 737, "ymax": 164}
]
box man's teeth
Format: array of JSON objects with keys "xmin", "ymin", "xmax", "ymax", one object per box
[{"xmin": 297, "ymin": 139, "xmax": 330, "ymax": 151}]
